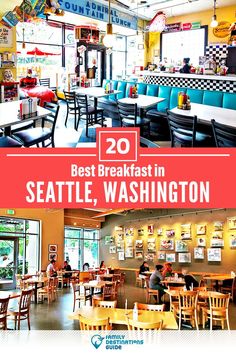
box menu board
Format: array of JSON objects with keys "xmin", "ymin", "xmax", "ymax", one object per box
[{"xmin": 0, "ymin": 25, "xmax": 13, "ymax": 48}]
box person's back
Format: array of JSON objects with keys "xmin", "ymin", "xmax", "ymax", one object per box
[
  {"xmin": 184, "ymin": 274, "xmax": 199, "ymax": 289},
  {"xmin": 150, "ymin": 269, "xmax": 162, "ymax": 288}
]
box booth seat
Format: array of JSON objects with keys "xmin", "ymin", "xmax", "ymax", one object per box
[{"xmin": 98, "ymin": 80, "xmax": 236, "ymax": 139}]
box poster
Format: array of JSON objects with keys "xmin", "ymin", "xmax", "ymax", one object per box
[{"xmin": 0, "ymin": 25, "xmax": 13, "ymax": 47}]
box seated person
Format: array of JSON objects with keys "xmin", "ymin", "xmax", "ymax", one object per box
[
  {"xmin": 149, "ymin": 264, "xmax": 167, "ymax": 303},
  {"xmin": 139, "ymin": 261, "xmax": 149, "ymax": 279},
  {"xmin": 83, "ymin": 262, "xmax": 90, "ymax": 271},
  {"xmin": 162, "ymin": 262, "xmax": 173, "ymax": 278},
  {"xmin": 63, "ymin": 260, "xmax": 72, "ymax": 278},
  {"xmin": 182, "ymin": 268, "xmax": 199, "ymax": 289},
  {"xmin": 20, "ymin": 68, "xmax": 37, "ymax": 87},
  {"xmin": 46, "ymin": 259, "xmax": 57, "ymax": 277},
  {"xmin": 99, "ymin": 260, "xmax": 106, "ymax": 274},
  {"xmin": 179, "ymin": 58, "xmax": 191, "ymax": 74}
]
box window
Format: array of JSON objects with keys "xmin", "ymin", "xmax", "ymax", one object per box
[
  {"xmin": 161, "ymin": 27, "xmax": 207, "ymax": 66},
  {"xmin": 64, "ymin": 228, "xmax": 99, "ymax": 270},
  {"xmin": 111, "ymin": 35, "xmax": 127, "ymax": 80}
]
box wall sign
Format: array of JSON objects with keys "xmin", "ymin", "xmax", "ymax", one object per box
[
  {"xmin": 213, "ymin": 21, "xmax": 231, "ymax": 38},
  {"xmin": 182, "ymin": 21, "xmax": 201, "ymax": 30},
  {"xmin": 58, "ymin": 0, "xmax": 137, "ymax": 30},
  {"xmin": 163, "ymin": 22, "xmax": 182, "ymax": 32},
  {"xmin": 0, "ymin": 25, "xmax": 13, "ymax": 48}
]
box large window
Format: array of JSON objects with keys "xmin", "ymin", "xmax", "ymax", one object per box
[
  {"xmin": 64, "ymin": 228, "xmax": 99, "ymax": 270},
  {"xmin": 161, "ymin": 27, "xmax": 207, "ymax": 66}
]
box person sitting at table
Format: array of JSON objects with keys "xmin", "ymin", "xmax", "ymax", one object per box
[
  {"xmin": 63, "ymin": 260, "xmax": 72, "ymax": 278},
  {"xmin": 149, "ymin": 264, "xmax": 167, "ymax": 303},
  {"xmin": 139, "ymin": 261, "xmax": 149, "ymax": 279},
  {"xmin": 162, "ymin": 262, "xmax": 173, "ymax": 278},
  {"xmin": 83, "ymin": 262, "xmax": 90, "ymax": 271},
  {"xmin": 182, "ymin": 268, "xmax": 199, "ymax": 289},
  {"xmin": 99, "ymin": 260, "xmax": 106, "ymax": 274},
  {"xmin": 46, "ymin": 259, "xmax": 57, "ymax": 277}
]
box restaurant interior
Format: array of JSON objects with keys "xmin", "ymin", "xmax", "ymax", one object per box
[
  {"xmin": 0, "ymin": 0, "xmax": 236, "ymax": 147},
  {"xmin": 0, "ymin": 207, "xmax": 236, "ymax": 330}
]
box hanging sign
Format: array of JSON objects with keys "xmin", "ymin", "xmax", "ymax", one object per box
[
  {"xmin": 163, "ymin": 22, "xmax": 182, "ymax": 32},
  {"xmin": 147, "ymin": 12, "xmax": 166, "ymax": 33},
  {"xmin": 182, "ymin": 21, "xmax": 201, "ymax": 30},
  {"xmin": 0, "ymin": 25, "xmax": 13, "ymax": 47},
  {"xmin": 213, "ymin": 21, "xmax": 231, "ymax": 38}
]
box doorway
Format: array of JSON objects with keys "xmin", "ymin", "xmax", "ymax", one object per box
[{"xmin": 0, "ymin": 238, "xmax": 18, "ymax": 290}]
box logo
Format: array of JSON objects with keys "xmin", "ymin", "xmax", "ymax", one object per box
[{"xmin": 91, "ymin": 335, "xmax": 105, "ymax": 349}]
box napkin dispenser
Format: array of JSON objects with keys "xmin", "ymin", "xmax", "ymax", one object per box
[{"xmin": 20, "ymin": 98, "xmax": 38, "ymax": 118}]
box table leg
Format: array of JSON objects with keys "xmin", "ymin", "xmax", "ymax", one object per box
[
  {"xmin": 94, "ymin": 97, "xmax": 98, "ymax": 123},
  {"xmin": 4, "ymin": 127, "xmax": 11, "ymax": 136},
  {"xmin": 34, "ymin": 283, "xmax": 38, "ymax": 304}
]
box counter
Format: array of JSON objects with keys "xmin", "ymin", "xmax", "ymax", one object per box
[{"xmin": 142, "ymin": 71, "xmax": 236, "ymax": 93}]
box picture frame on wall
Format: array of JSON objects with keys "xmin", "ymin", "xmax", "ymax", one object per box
[
  {"xmin": 166, "ymin": 229, "xmax": 175, "ymax": 237},
  {"xmin": 196, "ymin": 224, "xmax": 206, "ymax": 235},
  {"xmin": 166, "ymin": 253, "xmax": 176, "ymax": 263},
  {"xmin": 211, "ymin": 231, "xmax": 223, "ymax": 239},
  {"xmin": 135, "ymin": 250, "xmax": 143, "ymax": 259},
  {"xmin": 157, "ymin": 228, "xmax": 163, "ymax": 236},
  {"xmin": 228, "ymin": 217, "xmax": 236, "ymax": 230},
  {"xmin": 105, "ymin": 236, "xmax": 115, "ymax": 245},
  {"xmin": 147, "ymin": 238, "xmax": 156, "ymax": 252},
  {"xmin": 118, "ymin": 251, "xmax": 125, "ymax": 261},
  {"xmin": 157, "ymin": 251, "xmax": 166, "ymax": 260},
  {"xmin": 211, "ymin": 239, "xmax": 224, "ymax": 248},
  {"xmin": 126, "ymin": 238, "xmax": 133, "ymax": 247},
  {"xmin": 138, "ymin": 228, "xmax": 144, "ymax": 236},
  {"xmin": 160, "ymin": 239, "xmax": 174, "ymax": 250},
  {"xmin": 230, "ymin": 235, "xmax": 236, "ymax": 248},
  {"xmin": 207, "ymin": 248, "xmax": 221, "ymax": 262},
  {"xmin": 148, "ymin": 225, "xmax": 154, "ymax": 235},
  {"xmin": 48, "ymin": 253, "xmax": 57, "ymax": 261},
  {"xmin": 178, "ymin": 253, "xmax": 191, "ymax": 263},
  {"xmin": 125, "ymin": 227, "xmax": 134, "ymax": 237},
  {"xmin": 115, "ymin": 226, "xmax": 123, "ymax": 232},
  {"xmin": 181, "ymin": 224, "xmax": 191, "ymax": 239},
  {"xmin": 48, "ymin": 244, "xmax": 58, "ymax": 253},
  {"xmin": 175, "ymin": 240, "xmax": 188, "ymax": 252},
  {"xmin": 194, "ymin": 247, "xmax": 204, "ymax": 260},
  {"xmin": 109, "ymin": 246, "xmax": 116, "ymax": 254},
  {"xmin": 125, "ymin": 247, "xmax": 134, "ymax": 258},
  {"xmin": 197, "ymin": 237, "xmax": 206, "ymax": 247},
  {"xmin": 135, "ymin": 240, "xmax": 143, "ymax": 249},
  {"xmin": 145, "ymin": 253, "xmax": 155, "ymax": 262},
  {"xmin": 213, "ymin": 221, "xmax": 224, "ymax": 231},
  {"xmin": 116, "ymin": 240, "xmax": 125, "ymax": 251}
]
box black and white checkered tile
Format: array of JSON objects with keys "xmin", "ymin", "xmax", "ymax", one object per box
[
  {"xmin": 143, "ymin": 75, "xmax": 236, "ymax": 93},
  {"xmin": 206, "ymin": 44, "xmax": 228, "ymax": 65}
]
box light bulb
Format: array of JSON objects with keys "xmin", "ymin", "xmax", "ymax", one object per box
[
  {"xmin": 210, "ymin": 15, "xmax": 218, "ymax": 28},
  {"xmin": 21, "ymin": 43, "xmax": 27, "ymax": 56},
  {"xmin": 103, "ymin": 23, "xmax": 115, "ymax": 48}
]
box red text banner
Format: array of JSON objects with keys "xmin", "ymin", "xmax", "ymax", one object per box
[{"xmin": 0, "ymin": 128, "xmax": 235, "ymax": 208}]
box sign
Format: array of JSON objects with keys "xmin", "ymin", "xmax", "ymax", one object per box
[
  {"xmin": 58, "ymin": 0, "xmax": 137, "ymax": 30},
  {"xmin": 6, "ymin": 209, "xmax": 15, "ymax": 215},
  {"xmin": 163, "ymin": 22, "xmax": 182, "ymax": 32},
  {"xmin": 183, "ymin": 21, "xmax": 201, "ymax": 30},
  {"xmin": 0, "ymin": 25, "xmax": 13, "ymax": 47},
  {"xmin": 147, "ymin": 12, "xmax": 166, "ymax": 33},
  {"xmin": 213, "ymin": 21, "xmax": 231, "ymax": 38}
]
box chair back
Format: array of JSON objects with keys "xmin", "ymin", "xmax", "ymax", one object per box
[
  {"xmin": 76, "ymin": 93, "xmax": 89, "ymax": 113},
  {"xmin": 179, "ymin": 290, "xmax": 198, "ymax": 309},
  {"xmin": 127, "ymin": 318, "xmax": 163, "ymax": 330},
  {"xmin": 103, "ymin": 281, "xmax": 117, "ymax": 299},
  {"xmin": 79, "ymin": 315, "xmax": 110, "ymax": 330},
  {"xmin": 93, "ymin": 299, "xmax": 117, "ymax": 308},
  {"xmin": 64, "ymin": 90, "xmax": 77, "ymax": 109},
  {"xmin": 134, "ymin": 302, "xmax": 165, "ymax": 311},
  {"xmin": 117, "ymin": 101, "xmax": 138, "ymax": 125},
  {"xmin": 113, "ymin": 274, "xmax": 121, "ymax": 283},
  {"xmin": 0, "ymin": 297, "xmax": 10, "ymax": 329},
  {"xmin": 43, "ymin": 102, "xmax": 60, "ymax": 138},
  {"xmin": 208, "ymin": 292, "xmax": 230, "ymax": 309},
  {"xmin": 140, "ymin": 137, "xmax": 160, "ymax": 148},
  {"xmin": 39, "ymin": 78, "xmax": 50, "ymax": 87},
  {"xmin": 19, "ymin": 289, "xmax": 33, "ymax": 315},
  {"xmin": 167, "ymin": 110, "xmax": 197, "ymax": 147},
  {"xmin": 211, "ymin": 119, "xmax": 236, "ymax": 147}
]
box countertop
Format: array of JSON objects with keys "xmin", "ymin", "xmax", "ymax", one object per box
[{"xmin": 141, "ymin": 70, "xmax": 236, "ymax": 82}]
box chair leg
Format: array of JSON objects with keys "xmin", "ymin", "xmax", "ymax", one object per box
[
  {"xmin": 65, "ymin": 107, "xmax": 69, "ymax": 127},
  {"xmin": 178, "ymin": 310, "xmax": 182, "ymax": 330},
  {"xmin": 27, "ymin": 314, "xmax": 31, "ymax": 330},
  {"xmin": 194, "ymin": 310, "xmax": 199, "ymax": 330},
  {"xmin": 226, "ymin": 313, "xmax": 230, "ymax": 330}
]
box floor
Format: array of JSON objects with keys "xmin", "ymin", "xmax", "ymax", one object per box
[{"xmin": 6, "ymin": 283, "xmax": 236, "ymax": 330}]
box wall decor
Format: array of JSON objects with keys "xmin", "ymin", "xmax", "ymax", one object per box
[
  {"xmin": 228, "ymin": 217, "xmax": 236, "ymax": 230},
  {"xmin": 213, "ymin": 221, "xmax": 224, "ymax": 231},
  {"xmin": 116, "ymin": 233, "xmax": 124, "ymax": 241},
  {"xmin": 105, "ymin": 236, "xmax": 115, "ymax": 245},
  {"xmin": 135, "ymin": 250, "xmax": 143, "ymax": 259},
  {"xmin": 230, "ymin": 235, "xmax": 236, "ymax": 248},
  {"xmin": 48, "ymin": 253, "xmax": 57, "ymax": 261},
  {"xmin": 166, "ymin": 253, "xmax": 176, "ymax": 263},
  {"xmin": 157, "ymin": 228, "xmax": 163, "ymax": 236},
  {"xmin": 166, "ymin": 229, "xmax": 175, "ymax": 237},
  {"xmin": 135, "ymin": 240, "xmax": 143, "ymax": 249},
  {"xmin": 178, "ymin": 253, "xmax": 191, "ymax": 263},
  {"xmin": 211, "ymin": 231, "xmax": 223, "ymax": 239},
  {"xmin": 138, "ymin": 228, "xmax": 144, "ymax": 236},
  {"xmin": 145, "ymin": 253, "xmax": 155, "ymax": 262},
  {"xmin": 147, "ymin": 238, "xmax": 156, "ymax": 252},
  {"xmin": 109, "ymin": 245, "xmax": 116, "ymax": 254},
  {"xmin": 125, "ymin": 247, "xmax": 134, "ymax": 258},
  {"xmin": 196, "ymin": 224, "xmax": 206, "ymax": 235},
  {"xmin": 175, "ymin": 240, "xmax": 188, "ymax": 252},
  {"xmin": 211, "ymin": 239, "xmax": 224, "ymax": 248},
  {"xmin": 118, "ymin": 251, "xmax": 125, "ymax": 261},
  {"xmin": 126, "ymin": 238, "xmax": 133, "ymax": 247},
  {"xmin": 181, "ymin": 224, "xmax": 191, "ymax": 239},
  {"xmin": 125, "ymin": 227, "xmax": 134, "ymax": 236},
  {"xmin": 197, "ymin": 237, "xmax": 206, "ymax": 247},
  {"xmin": 0, "ymin": 26, "xmax": 13, "ymax": 48},
  {"xmin": 48, "ymin": 244, "xmax": 58, "ymax": 253},
  {"xmin": 207, "ymin": 248, "xmax": 221, "ymax": 262},
  {"xmin": 148, "ymin": 225, "xmax": 154, "ymax": 235},
  {"xmin": 115, "ymin": 226, "xmax": 123, "ymax": 232},
  {"xmin": 194, "ymin": 247, "xmax": 204, "ymax": 260},
  {"xmin": 160, "ymin": 239, "xmax": 174, "ymax": 250},
  {"xmin": 116, "ymin": 240, "xmax": 125, "ymax": 251},
  {"xmin": 157, "ymin": 251, "xmax": 166, "ymax": 260}
]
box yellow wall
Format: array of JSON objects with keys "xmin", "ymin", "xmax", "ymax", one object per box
[
  {"xmin": 147, "ymin": 5, "xmax": 236, "ymax": 63},
  {"xmin": 0, "ymin": 208, "xmax": 65, "ymax": 270}
]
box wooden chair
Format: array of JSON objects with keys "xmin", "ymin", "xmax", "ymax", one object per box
[
  {"xmin": 39, "ymin": 78, "xmax": 50, "ymax": 87},
  {"xmin": 92, "ymin": 299, "xmax": 117, "ymax": 308},
  {"xmin": 220, "ymin": 277, "xmax": 236, "ymax": 302},
  {"xmin": 145, "ymin": 279, "xmax": 159, "ymax": 304},
  {"xmin": 8, "ymin": 289, "xmax": 32, "ymax": 330},
  {"xmin": 177, "ymin": 290, "xmax": 199, "ymax": 330},
  {"xmin": 13, "ymin": 102, "xmax": 60, "ymax": 147},
  {"xmin": 103, "ymin": 281, "xmax": 118, "ymax": 300},
  {"xmin": 168, "ymin": 287, "xmax": 184, "ymax": 316},
  {"xmin": 72, "ymin": 281, "xmax": 91, "ymax": 311},
  {"xmin": 37, "ymin": 278, "xmax": 53, "ymax": 304},
  {"xmin": 135, "ymin": 270, "xmax": 143, "ymax": 287},
  {"xmin": 202, "ymin": 292, "xmax": 230, "ymax": 330},
  {"xmin": 0, "ymin": 297, "xmax": 10, "ymax": 330},
  {"xmin": 79, "ymin": 315, "xmax": 111, "ymax": 330},
  {"xmin": 211, "ymin": 119, "xmax": 236, "ymax": 147},
  {"xmin": 127, "ymin": 318, "xmax": 163, "ymax": 331},
  {"xmin": 135, "ymin": 302, "xmax": 165, "ymax": 311}
]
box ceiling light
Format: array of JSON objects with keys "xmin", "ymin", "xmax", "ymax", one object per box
[
  {"xmin": 103, "ymin": 0, "xmax": 115, "ymax": 48},
  {"xmin": 210, "ymin": 0, "xmax": 218, "ymax": 28}
]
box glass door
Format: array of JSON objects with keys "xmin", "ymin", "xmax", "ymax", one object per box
[{"xmin": 0, "ymin": 238, "xmax": 18, "ymax": 290}]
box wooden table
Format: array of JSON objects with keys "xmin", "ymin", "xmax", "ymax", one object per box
[
  {"xmin": 23, "ymin": 276, "xmax": 48, "ymax": 304},
  {"xmin": 69, "ymin": 306, "xmax": 178, "ymax": 329},
  {"xmin": 203, "ymin": 274, "xmax": 233, "ymax": 291},
  {"xmin": 118, "ymin": 95, "xmax": 165, "ymax": 117},
  {"xmin": 82, "ymin": 280, "xmax": 113, "ymax": 304},
  {"xmin": 0, "ymin": 291, "xmax": 20, "ymax": 299},
  {"xmin": 162, "ymin": 277, "xmax": 185, "ymax": 286},
  {"xmin": 171, "ymin": 103, "xmax": 236, "ymax": 128},
  {"xmin": 0, "ymin": 100, "xmax": 50, "ymax": 135}
]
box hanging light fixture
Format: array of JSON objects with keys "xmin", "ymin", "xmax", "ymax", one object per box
[
  {"xmin": 210, "ymin": 0, "xmax": 218, "ymax": 28},
  {"xmin": 21, "ymin": 1, "xmax": 27, "ymax": 56},
  {"xmin": 103, "ymin": 0, "xmax": 115, "ymax": 48}
]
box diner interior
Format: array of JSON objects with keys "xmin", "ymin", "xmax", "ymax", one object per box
[
  {"xmin": 0, "ymin": 0, "xmax": 236, "ymax": 147},
  {"xmin": 0, "ymin": 207, "xmax": 236, "ymax": 331}
]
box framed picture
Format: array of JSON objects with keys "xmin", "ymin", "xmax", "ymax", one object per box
[
  {"xmin": 116, "ymin": 240, "xmax": 125, "ymax": 251},
  {"xmin": 125, "ymin": 247, "xmax": 134, "ymax": 258},
  {"xmin": 230, "ymin": 235, "xmax": 236, "ymax": 248},
  {"xmin": 104, "ymin": 236, "xmax": 115, "ymax": 245},
  {"xmin": 178, "ymin": 253, "xmax": 191, "ymax": 263},
  {"xmin": 135, "ymin": 240, "xmax": 143, "ymax": 249},
  {"xmin": 211, "ymin": 239, "xmax": 224, "ymax": 248},
  {"xmin": 48, "ymin": 244, "xmax": 57, "ymax": 253},
  {"xmin": 181, "ymin": 224, "xmax": 191, "ymax": 239},
  {"xmin": 125, "ymin": 227, "xmax": 134, "ymax": 237},
  {"xmin": 145, "ymin": 253, "xmax": 155, "ymax": 262},
  {"xmin": 118, "ymin": 251, "xmax": 125, "ymax": 261},
  {"xmin": 211, "ymin": 231, "xmax": 223, "ymax": 239},
  {"xmin": 175, "ymin": 240, "xmax": 188, "ymax": 252},
  {"xmin": 194, "ymin": 247, "xmax": 204, "ymax": 260},
  {"xmin": 196, "ymin": 224, "xmax": 206, "ymax": 235},
  {"xmin": 213, "ymin": 221, "xmax": 224, "ymax": 231},
  {"xmin": 115, "ymin": 226, "xmax": 123, "ymax": 232},
  {"xmin": 166, "ymin": 253, "xmax": 176, "ymax": 263},
  {"xmin": 197, "ymin": 237, "xmax": 206, "ymax": 247},
  {"xmin": 138, "ymin": 228, "xmax": 144, "ymax": 236},
  {"xmin": 148, "ymin": 225, "xmax": 154, "ymax": 235},
  {"xmin": 207, "ymin": 248, "xmax": 221, "ymax": 262},
  {"xmin": 228, "ymin": 217, "xmax": 236, "ymax": 230},
  {"xmin": 135, "ymin": 250, "xmax": 143, "ymax": 259},
  {"xmin": 109, "ymin": 246, "xmax": 116, "ymax": 254},
  {"xmin": 126, "ymin": 238, "xmax": 133, "ymax": 247},
  {"xmin": 166, "ymin": 229, "xmax": 175, "ymax": 237},
  {"xmin": 48, "ymin": 253, "xmax": 57, "ymax": 261},
  {"xmin": 147, "ymin": 238, "xmax": 156, "ymax": 252},
  {"xmin": 157, "ymin": 251, "xmax": 166, "ymax": 260},
  {"xmin": 160, "ymin": 239, "xmax": 174, "ymax": 250},
  {"xmin": 157, "ymin": 228, "xmax": 163, "ymax": 236},
  {"xmin": 116, "ymin": 233, "xmax": 124, "ymax": 241}
]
